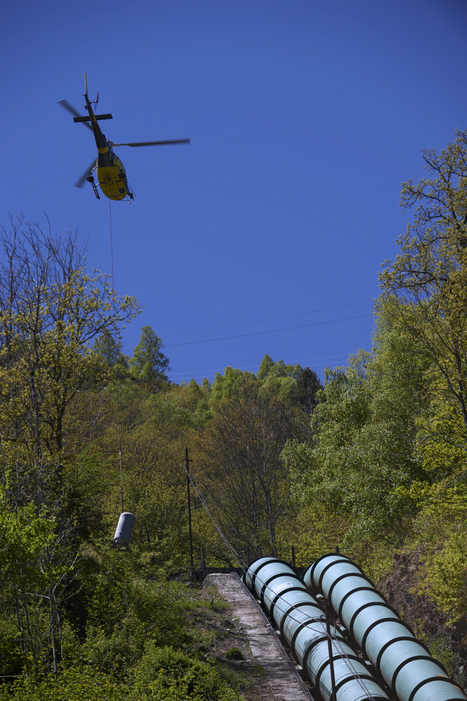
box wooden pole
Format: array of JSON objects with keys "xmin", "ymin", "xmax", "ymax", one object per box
[{"xmin": 185, "ymin": 447, "xmax": 194, "ymax": 575}]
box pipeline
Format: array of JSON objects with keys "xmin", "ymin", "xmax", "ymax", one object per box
[
  {"xmin": 244, "ymin": 556, "xmax": 391, "ymax": 701},
  {"xmin": 304, "ymin": 553, "xmax": 466, "ymax": 701}
]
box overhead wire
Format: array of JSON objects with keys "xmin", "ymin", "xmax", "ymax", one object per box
[
  {"xmin": 120, "ymin": 299, "xmax": 375, "ymax": 344},
  {"xmin": 163, "ymin": 299, "xmax": 374, "ymax": 338},
  {"xmin": 165, "ymin": 313, "xmax": 373, "ymax": 347},
  {"xmin": 183, "ymin": 460, "xmax": 247, "ymax": 571}
]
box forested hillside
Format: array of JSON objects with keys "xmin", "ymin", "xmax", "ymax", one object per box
[{"xmin": 1, "ymin": 130, "xmax": 467, "ymax": 697}]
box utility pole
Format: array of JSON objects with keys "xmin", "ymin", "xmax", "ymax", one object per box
[{"xmin": 185, "ymin": 447, "xmax": 194, "ymax": 575}]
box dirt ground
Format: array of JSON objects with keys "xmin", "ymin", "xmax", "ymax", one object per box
[{"xmin": 194, "ymin": 573, "xmax": 313, "ymax": 701}]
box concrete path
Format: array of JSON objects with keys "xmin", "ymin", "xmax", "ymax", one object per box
[{"xmin": 204, "ymin": 572, "xmax": 313, "ymax": 701}]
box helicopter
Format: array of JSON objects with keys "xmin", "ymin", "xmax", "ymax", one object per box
[{"xmin": 58, "ymin": 75, "xmax": 190, "ymax": 201}]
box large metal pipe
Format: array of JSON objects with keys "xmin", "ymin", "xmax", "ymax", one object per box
[
  {"xmin": 244, "ymin": 557, "xmax": 390, "ymax": 701},
  {"xmin": 304, "ymin": 553, "xmax": 466, "ymax": 701}
]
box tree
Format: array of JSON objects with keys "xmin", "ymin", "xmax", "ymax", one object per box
[
  {"xmin": 257, "ymin": 355, "xmax": 299, "ymax": 403},
  {"xmin": 294, "ymin": 367, "xmax": 323, "ymax": 413},
  {"xmin": 0, "ymin": 216, "xmax": 141, "ymax": 674},
  {"xmin": 257, "ymin": 354, "xmax": 275, "ymax": 381},
  {"xmin": 93, "ymin": 329, "xmax": 128, "ymax": 369},
  {"xmin": 129, "ymin": 326, "xmax": 170, "ymax": 382},
  {"xmin": 0, "ymin": 217, "xmax": 141, "ymax": 498},
  {"xmin": 209, "ymin": 366, "xmax": 256, "ymax": 407},
  {"xmin": 197, "ymin": 384, "xmax": 309, "ymax": 560},
  {"xmin": 257, "ymin": 355, "xmax": 323, "ymax": 410},
  {"xmin": 283, "ymin": 301, "xmax": 433, "ymax": 556},
  {"xmin": 379, "ymin": 129, "xmax": 467, "ymax": 441}
]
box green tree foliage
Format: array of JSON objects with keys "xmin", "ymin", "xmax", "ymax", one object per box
[
  {"xmin": 379, "ymin": 129, "xmax": 467, "ymax": 441},
  {"xmin": 257, "ymin": 354, "xmax": 300, "ymax": 402},
  {"xmin": 129, "ymin": 326, "xmax": 170, "ymax": 382},
  {"xmin": 209, "ymin": 366, "xmax": 256, "ymax": 407},
  {"xmin": 197, "ymin": 383, "xmax": 309, "ymax": 560},
  {"xmin": 295, "ymin": 366, "xmax": 323, "ymax": 413},
  {"xmin": 89, "ymin": 378, "xmax": 209, "ymax": 569},
  {"xmin": 0, "ymin": 491, "xmax": 57, "ymax": 670},
  {"xmin": 257, "ymin": 355, "xmax": 323, "ymax": 409},
  {"xmin": 0, "ymin": 217, "xmax": 141, "ymax": 494},
  {"xmin": 93, "ymin": 329, "xmax": 128, "ymax": 370},
  {"xmin": 167, "ymin": 379, "xmax": 213, "ymax": 429},
  {"xmin": 283, "ymin": 303, "xmax": 431, "ymax": 556},
  {"xmin": 411, "ymin": 490, "xmax": 467, "ymax": 624},
  {"xmin": 375, "ymin": 131, "xmax": 467, "ymax": 619},
  {"xmin": 0, "ymin": 656, "xmax": 242, "ymax": 700},
  {"xmin": 211, "ymin": 356, "xmax": 323, "ymax": 411},
  {"xmin": 0, "ymin": 217, "xmax": 141, "ymax": 675}
]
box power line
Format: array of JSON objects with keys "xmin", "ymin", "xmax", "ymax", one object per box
[
  {"xmin": 165, "ymin": 314, "xmax": 373, "ymax": 348},
  {"xmin": 121, "ymin": 299, "xmax": 374, "ymax": 343},
  {"xmin": 184, "ymin": 462, "xmax": 246, "ymax": 570},
  {"xmin": 162, "ymin": 299, "xmax": 373, "ymax": 338}
]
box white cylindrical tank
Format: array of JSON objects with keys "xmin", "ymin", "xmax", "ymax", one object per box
[{"xmin": 113, "ymin": 512, "xmax": 136, "ymax": 547}]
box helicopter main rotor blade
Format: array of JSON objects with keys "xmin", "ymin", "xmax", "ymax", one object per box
[
  {"xmin": 58, "ymin": 99, "xmax": 93, "ymax": 132},
  {"xmin": 74, "ymin": 160, "xmax": 97, "ymax": 189},
  {"xmin": 111, "ymin": 139, "xmax": 190, "ymax": 148}
]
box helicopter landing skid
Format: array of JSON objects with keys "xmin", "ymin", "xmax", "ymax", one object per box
[{"xmin": 86, "ymin": 172, "xmax": 100, "ymax": 199}]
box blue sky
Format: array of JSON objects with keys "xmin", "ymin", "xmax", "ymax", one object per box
[{"xmin": 1, "ymin": 0, "xmax": 467, "ymax": 383}]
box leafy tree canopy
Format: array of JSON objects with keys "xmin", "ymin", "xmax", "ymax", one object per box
[
  {"xmin": 93, "ymin": 329, "xmax": 129, "ymax": 370},
  {"xmin": 379, "ymin": 129, "xmax": 467, "ymax": 438},
  {"xmin": 209, "ymin": 366, "xmax": 256, "ymax": 407},
  {"xmin": 211, "ymin": 356, "xmax": 323, "ymax": 412},
  {"xmin": 129, "ymin": 326, "xmax": 170, "ymax": 382},
  {"xmin": 283, "ymin": 302, "xmax": 432, "ymax": 553}
]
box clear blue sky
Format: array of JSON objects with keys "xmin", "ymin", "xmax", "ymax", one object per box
[{"xmin": 1, "ymin": 0, "xmax": 467, "ymax": 383}]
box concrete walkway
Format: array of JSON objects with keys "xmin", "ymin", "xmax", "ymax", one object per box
[{"xmin": 205, "ymin": 572, "xmax": 313, "ymax": 701}]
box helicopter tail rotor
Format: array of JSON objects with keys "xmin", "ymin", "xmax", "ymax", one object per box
[{"xmin": 84, "ymin": 73, "xmax": 99, "ymax": 105}]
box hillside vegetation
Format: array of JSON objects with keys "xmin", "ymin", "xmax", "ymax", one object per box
[{"xmin": 1, "ymin": 130, "xmax": 467, "ymax": 696}]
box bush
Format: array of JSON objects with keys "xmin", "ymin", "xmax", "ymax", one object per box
[
  {"xmin": 0, "ymin": 668, "xmax": 131, "ymax": 701},
  {"xmin": 0, "ymin": 657, "xmax": 243, "ymax": 701},
  {"xmin": 134, "ymin": 644, "xmax": 242, "ymax": 700},
  {"xmin": 225, "ymin": 648, "xmax": 244, "ymax": 660}
]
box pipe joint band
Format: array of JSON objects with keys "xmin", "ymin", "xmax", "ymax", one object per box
[
  {"xmin": 407, "ymin": 676, "xmax": 463, "ymax": 701},
  {"xmin": 279, "ymin": 601, "xmax": 322, "ymax": 638},
  {"xmin": 391, "ymin": 655, "xmax": 448, "ymax": 693}
]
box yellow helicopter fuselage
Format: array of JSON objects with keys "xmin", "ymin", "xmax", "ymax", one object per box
[
  {"xmin": 97, "ymin": 147, "xmax": 128, "ymax": 201},
  {"xmin": 81, "ymin": 97, "xmax": 133, "ymax": 200}
]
